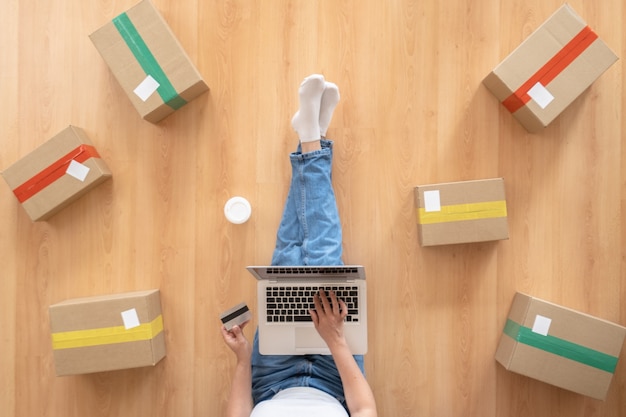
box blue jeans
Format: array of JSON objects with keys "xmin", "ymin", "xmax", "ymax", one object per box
[
  {"xmin": 252, "ymin": 140, "xmax": 365, "ymax": 408},
  {"xmin": 271, "ymin": 140, "xmax": 343, "ymax": 266}
]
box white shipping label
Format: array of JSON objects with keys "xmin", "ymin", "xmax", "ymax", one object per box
[
  {"xmin": 66, "ymin": 160, "xmax": 90, "ymax": 182},
  {"xmin": 527, "ymin": 82, "xmax": 554, "ymax": 109},
  {"xmin": 133, "ymin": 75, "xmax": 160, "ymax": 102},
  {"xmin": 121, "ymin": 308, "xmax": 141, "ymax": 330},
  {"xmin": 424, "ymin": 190, "xmax": 441, "ymax": 212},
  {"xmin": 532, "ymin": 314, "xmax": 552, "ymax": 336}
]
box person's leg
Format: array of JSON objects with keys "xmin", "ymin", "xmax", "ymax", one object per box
[
  {"xmin": 289, "ymin": 140, "xmax": 343, "ymax": 266},
  {"xmin": 287, "ymin": 139, "xmax": 368, "ymax": 406},
  {"xmin": 271, "ymin": 139, "xmax": 341, "ymax": 266},
  {"xmin": 271, "ymin": 75, "xmax": 325, "ymax": 266},
  {"xmin": 270, "ymin": 167, "xmax": 305, "ymax": 266},
  {"xmin": 251, "ymin": 326, "xmax": 364, "ymax": 406},
  {"xmin": 291, "ymin": 74, "xmax": 325, "ymax": 143},
  {"xmin": 307, "ymin": 353, "xmax": 366, "ymax": 408},
  {"xmin": 319, "ymin": 82, "xmax": 340, "ymax": 139},
  {"xmin": 251, "ymin": 329, "xmax": 313, "ymax": 403}
]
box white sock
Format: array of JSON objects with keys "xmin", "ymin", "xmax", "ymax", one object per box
[
  {"xmin": 319, "ymin": 82, "xmax": 340, "ymax": 137},
  {"xmin": 291, "ymin": 74, "xmax": 325, "ymax": 142}
]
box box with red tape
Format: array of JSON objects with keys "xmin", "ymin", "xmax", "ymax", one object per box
[
  {"xmin": 1, "ymin": 125, "xmax": 112, "ymax": 221},
  {"xmin": 483, "ymin": 4, "xmax": 618, "ymax": 132}
]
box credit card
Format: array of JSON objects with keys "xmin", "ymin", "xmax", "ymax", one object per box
[{"xmin": 220, "ymin": 302, "xmax": 251, "ymax": 331}]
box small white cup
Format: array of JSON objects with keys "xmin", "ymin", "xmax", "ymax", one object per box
[{"xmin": 224, "ymin": 196, "xmax": 252, "ymax": 224}]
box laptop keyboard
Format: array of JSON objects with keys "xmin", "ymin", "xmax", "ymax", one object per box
[{"xmin": 266, "ymin": 285, "xmax": 360, "ymax": 323}]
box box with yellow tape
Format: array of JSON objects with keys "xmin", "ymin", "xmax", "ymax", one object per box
[
  {"xmin": 49, "ymin": 289, "xmax": 166, "ymax": 376},
  {"xmin": 414, "ymin": 178, "xmax": 509, "ymax": 246}
]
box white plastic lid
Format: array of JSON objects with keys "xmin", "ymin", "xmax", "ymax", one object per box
[{"xmin": 224, "ymin": 196, "xmax": 252, "ymax": 224}]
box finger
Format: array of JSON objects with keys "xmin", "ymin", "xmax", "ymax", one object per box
[
  {"xmin": 313, "ymin": 292, "xmax": 324, "ymax": 316},
  {"xmin": 220, "ymin": 326, "xmax": 230, "ymax": 339},
  {"xmin": 228, "ymin": 325, "xmax": 246, "ymax": 342},
  {"xmin": 319, "ymin": 289, "xmax": 332, "ymax": 313},
  {"xmin": 329, "ymin": 291, "xmax": 340, "ymax": 314},
  {"xmin": 309, "ymin": 309, "xmax": 319, "ymax": 326},
  {"xmin": 220, "ymin": 326, "xmax": 236, "ymax": 343},
  {"xmin": 339, "ymin": 299, "xmax": 348, "ymax": 318}
]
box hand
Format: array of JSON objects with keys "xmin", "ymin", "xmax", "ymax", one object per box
[
  {"xmin": 310, "ymin": 289, "xmax": 348, "ymax": 349},
  {"xmin": 220, "ymin": 321, "xmax": 252, "ymax": 364}
]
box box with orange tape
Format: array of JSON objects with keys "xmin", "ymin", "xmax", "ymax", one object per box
[
  {"xmin": 1, "ymin": 126, "xmax": 112, "ymax": 221},
  {"xmin": 49, "ymin": 289, "xmax": 166, "ymax": 376},
  {"xmin": 414, "ymin": 178, "xmax": 509, "ymax": 246},
  {"xmin": 483, "ymin": 4, "xmax": 618, "ymax": 132}
]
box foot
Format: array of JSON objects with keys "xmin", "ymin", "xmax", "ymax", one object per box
[
  {"xmin": 319, "ymin": 82, "xmax": 340, "ymax": 137},
  {"xmin": 291, "ymin": 74, "xmax": 325, "ymax": 142}
]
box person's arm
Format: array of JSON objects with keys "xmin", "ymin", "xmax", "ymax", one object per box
[
  {"xmin": 310, "ymin": 290, "xmax": 378, "ymax": 417},
  {"xmin": 220, "ymin": 323, "xmax": 254, "ymax": 417}
]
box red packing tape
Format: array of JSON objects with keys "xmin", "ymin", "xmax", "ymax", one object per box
[
  {"xmin": 502, "ymin": 26, "xmax": 598, "ymax": 113},
  {"xmin": 12, "ymin": 145, "xmax": 101, "ymax": 203}
]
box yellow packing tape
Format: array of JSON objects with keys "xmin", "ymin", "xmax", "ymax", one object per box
[
  {"xmin": 417, "ymin": 200, "xmax": 507, "ymax": 225},
  {"xmin": 52, "ymin": 315, "xmax": 163, "ymax": 350}
]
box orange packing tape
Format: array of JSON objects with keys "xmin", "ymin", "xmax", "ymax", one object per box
[
  {"xmin": 12, "ymin": 145, "xmax": 101, "ymax": 203},
  {"xmin": 502, "ymin": 26, "xmax": 598, "ymax": 113}
]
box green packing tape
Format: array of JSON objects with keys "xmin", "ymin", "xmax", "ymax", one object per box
[
  {"xmin": 503, "ymin": 319, "xmax": 618, "ymax": 373},
  {"xmin": 113, "ymin": 12, "xmax": 187, "ymax": 110}
]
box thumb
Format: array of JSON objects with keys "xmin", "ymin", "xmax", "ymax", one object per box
[{"xmin": 230, "ymin": 325, "xmax": 242, "ymax": 337}]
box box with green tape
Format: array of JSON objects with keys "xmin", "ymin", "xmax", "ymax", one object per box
[
  {"xmin": 496, "ymin": 292, "xmax": 626, "ymax": 400},
  {"xmin": 90, "ymin": 0, "xmax": 208, "ymax": 123},
  {"xmin": 413, "ymin": 178, "xmax": 509, "ymax": 246},
  {"xmin": 49, "ymin": 289, "xmax": 166, "ymax": 376}
]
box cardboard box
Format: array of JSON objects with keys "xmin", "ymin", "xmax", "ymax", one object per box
[
  {"xmin": 90, "ymin": 0, "xmax": 209, "ymax": 123},
  {"xmin": 414, "ymin": 178, "xmax": 508, "ymax": 246},
  {"xmin": 1, "ymin": 126, "xmax": 112, "ymax": 222},
  {"xmin": 49, "ymin": 289, "xmax": 166, "ymax": 376},
  {"xmin": 483, "ymin": 4, "xmax": 618, "ymax": 132},
  {"xmin": 496, "ymin": 292, "xmax": 626, "ymax": 400}
]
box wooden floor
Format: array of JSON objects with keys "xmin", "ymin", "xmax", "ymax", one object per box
[{"xmin": 1, "ymin": 0, "xmax": 625, "ymax": 416}]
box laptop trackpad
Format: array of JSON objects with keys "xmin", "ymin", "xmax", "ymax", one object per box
[{"xmin": 295, "ymin": 327, "xmax": 327, "ymax": 349}]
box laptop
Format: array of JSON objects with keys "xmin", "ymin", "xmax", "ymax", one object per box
[{"xmin": 246, "ymin": 265, "xmax": 368, "ymax": 355}]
